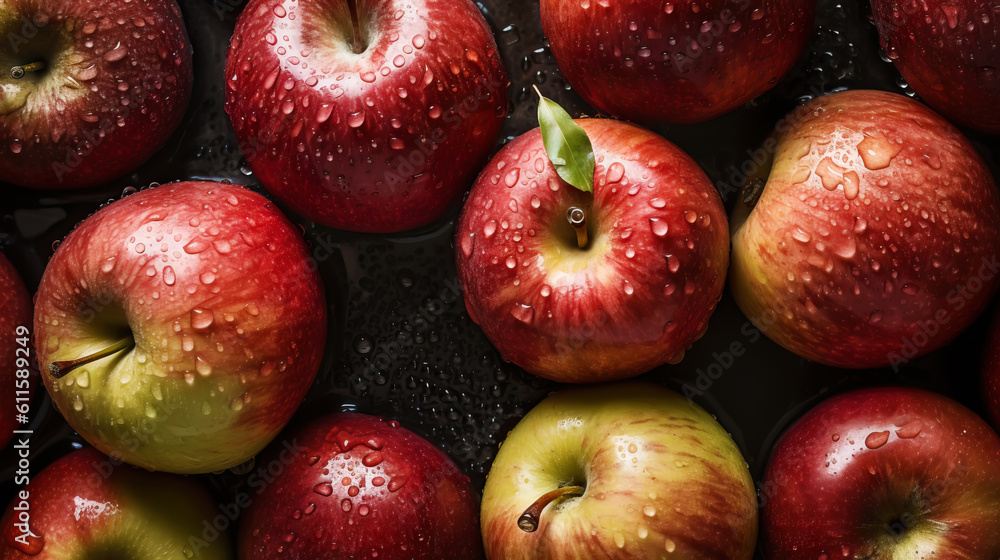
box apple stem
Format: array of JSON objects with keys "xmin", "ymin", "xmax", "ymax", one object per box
[
  {"xmin": 346, "ymin": 0, "xmax": 366, "ymax": 54},
  {"xmin": 566, "ymin": 207, "xmax": 588, "ymax": 249},
  {"xmin": 517, "ymin": 485, "xmax": 585, "ymax": 533},
  {"xmin": 742, "ymin": 176, "xmax": 765, "ymax": 208},
  {"xmin": 48, "ymin": 337, "xmax": 135, "ymax": 379},
  {"xmin": 10, "ymin": 61, "xmax": 46, "ymax": 80}
]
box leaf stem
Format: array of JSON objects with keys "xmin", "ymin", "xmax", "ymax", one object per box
[
  {"xmin": 566, "ymin": 206, "xmax": 588, "ymax": 249},
  {"xmin": 49, "ymin": 337, "xmax": 135, "ymax": 379},
  {"xmin": 346, "ymin": 0, "xmax": 366, "ymax": 54},
  {"xmin": 517, "ymin": 485, "xmax": 586, "ymax": 532}
]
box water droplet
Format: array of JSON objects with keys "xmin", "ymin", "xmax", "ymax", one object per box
[
  {"xmin": 648, "ymin": 198, "xmax": 666, "ymax": 208},
  {"xmin": 865, "ymin": 430, "xmax": 890, "ymax": 449},
  {"xmin": 341, "ymin": 498, "xmax": 353, "ymax": 511},
  {"xmin": 665, "ymin": 538, "xmax": 676, "ymax": 553},
  {"xmin": 191, "ymin": 308, "xmax": 214, "ymax": 329},
  {"xmin": 358, "ymin": 504, "xmax": 370, "ymax": 516},
  {"xmin": 195, "ymin": 356, "xmax": 212, "ymax": 376},
  {"xmin": 483, "ymin": 221, "xmax": 497, "ymax": 237},
  {"xmin": 76, "ymin": 370, "xmax": 90, "ymax": 388},
  {"xmin": 649, "ymin": 218, "xmax": 668, "ymax": 237},
  {"xmin": 665, "ymin": 254, "xmax": 680, "ymax": 273},
  {"xmin": 348, "ymin": 112, "xmax": 365, "ymax": 128},
  {"xmin": 163, "ymin": 266, "xmax": 176, "ymax": 285},
  {"xmin": 895, "ymin": 420, "xmax": 923, "ymax": 439},
  {"xmin": 460, "ymin": 234, "xmax": 475, "ymax": 258},
  {"xmin": 314, "ymin": 483, "xmax": 333, "ymax": 496},
  {"xmin": 183, "ymin": 239, "xmax": 210, "ymax": 254},
  {"xmin": 901, "ymin": 283, "xmax": 919, "ymax": 295},
  {"xmin": 362, "ymin": 451, "xmax": 384, "ymax": 467},
  {"xmin": 511, "ymin": 303, "xmax": 534, "ymax": 324},
  {"xmin": 606, "ymin": 162, "xmax": 625, "ymax": 183}
]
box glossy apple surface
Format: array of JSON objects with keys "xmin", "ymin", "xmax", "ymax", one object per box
[
  {"xmin": 982, "ymin": 309, "xmax": 1000, "ymax": 431},
  {"xmin": 238, "ymin": 413, "xmax": 483, "ymax": 559},
  {"xmin": 481, "ymin": 382, "xmax": 757, "ymax": 559},
  {"xmin": 0, "ymin": 253, "xmax": 32, "ymax": 450},
  {"xmin": 33, "ymin": 181, "xmax": 327, "ymax": 474},
  {"xmin": 225, "ymin": 0, "xmax": 508, "ymax": 232},
  {"xmin": 0, "ymin": 447, "xmax": 232, "ymax": 559},
  {"xmin": 870, "ymin": 0, "xmax": 1000, "ymax": 134},
  {"xmin": 730, "ymin": 89, "xmax": 1000, "ymax": 369},
  {"xmin": 761, "ymin": 386, "xmax": 1000, "ymax": 557},
  {"xmin": 539, "ymin": 0, "xmax": 813, "ymax": 124},
  {"xmin": 456, "ymin": 118, "xmax": 729, "ymax": 382},
  {"xmin": 0, "ymin": 0, "xmax": 193, "ymax": 189}
]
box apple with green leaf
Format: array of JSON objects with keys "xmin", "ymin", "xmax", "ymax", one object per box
[
  {"xmin": 0, "ymin": 447, "xmax": 232, "ymax": 559},
  {"xmin": 480, "ymin": 382, "xmax": 758, "ymax": 559},
  {"xmin": 456, "ymin": 92, "xmax": 729, "ymax": 382},
  {"xmin": 33, "ymin": 181, "xmax": 327, "ymax": 474}
]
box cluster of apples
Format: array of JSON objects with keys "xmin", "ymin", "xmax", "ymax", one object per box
[{"xmin": 0, "ymin": 0, "xmax": 999, "ymax": 558}]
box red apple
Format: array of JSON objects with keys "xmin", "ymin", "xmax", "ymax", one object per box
[
  {"xmin": 238, "ymin": 413, "xmax": 483, "ymax": 559},
  {"xmin": 982, "ymin": 309, "xmax": 1000, "ymax": 431},
  {"xmin": 456, "ymin": 118, "xmax": 729, "ymax": 383},
  {"xmin": 0, "ymin": 0, "xmax": 193, "ymax": 189},
  {"xmin": 870, "ymin": 0, "xmax": 1000, "ymax": 134},
  {"xmin": 0, "ymin": 252, "xmax": 32, "ymax": 450},
  {"xmin": 224, "ymin": 0, "xmax": 509, "ymax": 233},
  {"xmin": 761, "ymin": 386, "xmax": 1000, "ymax": 557},
  {"xmin": 730, "ymin": 89, "xmax": 1000, "ymax": 369},
  {"xmin": 33, "ymin": 181, "xmax": 327, "ymax": 474},
  {"xmin": 1, "ymin": 447, "xmax": 232, "ymax": 559},
  {"xmin": 539, "ymin": 0, "xmax": 814, "ymax": 125},
  {"xmin": 481, "ymin": 382, "xmax": 758, "ymax": 559}
]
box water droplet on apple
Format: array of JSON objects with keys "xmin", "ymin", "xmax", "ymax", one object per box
[
  {"xmin": 103, "ymin": 42, "xmax": 128, "ymax": 62},
  {"xmin": 505, "ymin": 256, "xmax": 516, "ymax": 269},
  {"xmin": 347, "ymin": 111, "xmax": 366, "ymax": 128},
  {"xmin": 362, "ymin": 451, "xmax": 384, "ymax": 467},
  {"xmin": 510, "ymin": 303, "xmax": 534, "ymax": 324},
  {"xmin": 195, "ymin": 356, "xmax": 212, "ymax": 376},
  {"xmin": 273, "ymin": 5, "xmax": 286, "ymax": 17},
  {"xmin": 358, "ymin": 504, "xmax": 371, "ymax": 516},
  {"xmin": 508, "ymin": 199, "xmax": 518, "ymax": 213},
  {"xmin": 72, "ymin": 395, "xmax": 84, "ymax": 411},
  {"xmin": 648, "ymin": 198, "xmax": 666, "ymax": 208},
  {"xmin": 191, "ymin": 308, "xmax": 214, "ymax": 330},
  {"xmin": 684, "ymin": 211, "xmax": 697, "ymax": 224},
  {"xmin": 649, "ymin": 218, "xmax": 668, "ymax": 237},
  {"xmin": 144, "ymin": 403, "xmax": 157, "ymax": 418},
  {"xmin": 895, "ymin": 419, "xmax": 922, "ymax": 438},
  {"xmin": 360, "ymin": 71, "xmax": 376, "ymax": 83},
  {"xmin": 665, "ymin": 254, "xmax": 680, "ymax": 273},
  {"xmin": 314, "ymin": 483, "xmax": 333, "ymax": 496},
  {"xmin": 483, "ymin": 221, "xmax": 497, "ymax": 237},
  {"xmin": 901, "ymin": 283, "xmax": 919, "ymax": 295},
  {"xmin": 865, "ymin": 430, "xmax": 890, "ymax": 449},
  {"xmin": 459, "ymin": 234, "xmax": 475, "ymax": 258},
  {"xmin": 664, "ymin": 538, "xmax": 676, "ymax": 552},
  {"xmin": 340, "ymin": 498, "xmax": 353, "ymax": 511},
  {"xmin": 183, "ymin": 239, "xmax": 210, "ymax": 254},
  {"xmin": 606, "ymin": 162, "xmax": 625, "ymax": 183},
  {"xmin": 623, "ymin": 282, "xmax": 634, "ymax": 295},
  {"xmin": 832, "ymin": 433, "xmax": 840, "ymax": 442}
]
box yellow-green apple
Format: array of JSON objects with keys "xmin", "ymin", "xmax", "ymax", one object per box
[
  {"xmin": 33, "ymin": 181, "xmax": 327, "ymax": 474},
  {"xmin": 0, "ymin": 447, "xmax": 232, "ymax": 559},
  {"xmin": 480, "ymin": 382, "xmax": 757, "ymax": 559},
  {"xmin": 0, "ymin": 0, "xmax": 193, "ymax": 189},
  {"xmin": 539, "ymin": 0, "xmax": 814, "ymax": 124},
  {"xmin": 238, "ymin": 413, "xmax": 483, "ymax": 559},
  {"xmin": 730, "ymin": 89, "xmax": 1000, "ymax": 369},
  {"xmin": 761, "ymin": 386, "xmax": 1000, "ymax": 557},
  {"xmin": 224, "ymin": 0, "xmax": 509, "ymax": 233},
  {"xmin": 456, "ymin": 118, "xmax": 729, "ymax": 383},
  {"xmin": 870, "ymin": 0, "xmax": 1000, "ymax": 134},
  {"xmin": 0, "ymin": 252, "xmax": 32, "ymax": 450}
]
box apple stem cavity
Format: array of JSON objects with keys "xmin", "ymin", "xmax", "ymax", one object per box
[
  {"xmin": 10, "ymin": 61, "xmax": 46, "ymax": 80},
  {"xmin": 517, "ymin": 485, "xmax": 585, "ymax": 532},
  {"xmin": 566, "ymin": 206, "xmax": 589, "ymax": 249},
  {"xmin": 346, "ymin": 0, "xmax": 367, "ymax": 54},
  {"xmin": 48, "ymin": 336, "xmax": 135, "ymax": 379}
]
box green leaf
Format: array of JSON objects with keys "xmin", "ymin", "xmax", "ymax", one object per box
[{"xmin": 535, "ymin": 87, "xmax": 595, "ymax": 194}]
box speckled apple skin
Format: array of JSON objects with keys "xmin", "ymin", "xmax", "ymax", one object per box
[{"xmin": 730, "ymin": 90, "xmax": 1000, "ymax": 369}]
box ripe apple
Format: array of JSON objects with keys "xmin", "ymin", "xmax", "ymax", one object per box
[
  {"xmin": 0, "ymin": 447, "xmax": 232, "ymax": 558},
  {"xmin": 238, "ymin": 413, "xmax": 483, "ymax": 559},
  {"xmin": 761, "ymin": 386, "xmax": 1000, "ymax": 557},
  {"xmin": 730, "ymin": 89, "xmax": 1000, "ymax": 369},
  {"xmin": 870, "ymin": 0, "xmax": 1000, "ymax": 134},
  {"xmin": 480, "ymin": 382, "xmax": 757, "ymax": 559},
  {"xmin": 456, "ymin": 117, "xmax": 729, "ymax": 383},
  {"xmin": 539, "ymin": 0, "xmax": 814, "ymax": 125},
  {"xmin": 224, "ymin": 0, "xmax": 509, "ymax": 233},
  {"xmin": 0, "ymin": 0, "xmax": 193, "ymax": 189},
  {"xmin": 0, "ymin": 252, "xmax": 33, "ymax": 450},
  {"xmin": 33, "ymin": 181, "xmax": 328, "ymax": 474},
  {"xmin": 982, "ymin": 309, "xmax": 1000, "ymax": 431}
]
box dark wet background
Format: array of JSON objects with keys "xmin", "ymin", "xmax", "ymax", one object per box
[{"xmin": 2, "ymin": 0, "xmax": 998, "ymax": 557}]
